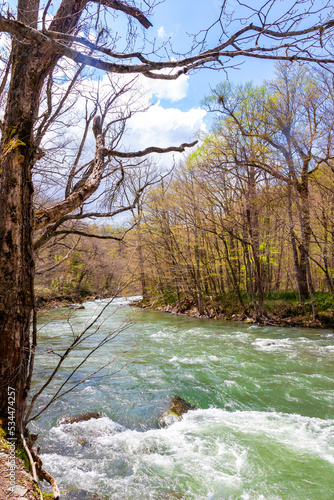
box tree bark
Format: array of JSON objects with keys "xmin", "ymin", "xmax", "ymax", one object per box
[{"xmin": 0, "ymin": 40, "xmax": 44, "ymax": 430}]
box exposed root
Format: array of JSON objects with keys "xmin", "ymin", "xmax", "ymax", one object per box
[
  {"xmin": 30, "ymin": 447, "xmax": 60, "ymax": 499},
  {"xmin": 20, "ymin": 423, "xmax": 42, "ymax": 500},
  {"xmin": 24, "ymin": 430, "xmax": 60, "ymax": 500}
]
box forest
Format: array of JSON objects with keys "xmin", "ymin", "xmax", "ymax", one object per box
[{"xmin": 36, "ymin": 62, "xmax": 334, "ymax": 327}]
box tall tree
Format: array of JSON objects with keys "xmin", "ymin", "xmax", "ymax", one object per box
[{"xmin": 204, "ymin": 64, "xmax": 334, "ymax": 317}]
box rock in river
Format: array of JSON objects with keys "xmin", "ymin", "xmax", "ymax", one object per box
[
  {"xmin": 158, "ymin": 396, "xmax": 197, "ymax": 427},
  {"xmin": 60, "ymin": 412, "xmax": 101, "ymax": 425}
]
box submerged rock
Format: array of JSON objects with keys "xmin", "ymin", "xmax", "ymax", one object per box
[
  {"xmin": 158, "ymin": 396, "xmax": 197, "ymax": 427},
  {"xmin": 60, "ymin": 412, "xmax": 101, "ymax": 425}
]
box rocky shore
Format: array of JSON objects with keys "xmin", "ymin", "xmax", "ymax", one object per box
[
  {"xmin": 36, "ymin": 293, "xmax": 109, "ymax": 313},
  {"xmin": 133, "ymin": 297, "xmax": 334, "ymax": 329}
]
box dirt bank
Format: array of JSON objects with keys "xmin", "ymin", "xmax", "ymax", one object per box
[{"xmin": 0, "ymin": 429, "xmax": 41, "ymax": 500}]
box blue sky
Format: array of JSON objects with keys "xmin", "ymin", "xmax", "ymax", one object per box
[
  {"xmin": 121, "ymin": 0, "xmax": 277, "ymax": 152},
  {"xmin": 3, "ymin": 0, "xmax": 280, "ymax": 149},
  {"xmin": 146, "ymin": 0, "xmax": 277, "ymax": 113}
]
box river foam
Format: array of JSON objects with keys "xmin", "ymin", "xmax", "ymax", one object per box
[
  {"xmin": 40, "ymin": 408, "xmax": 334, "ymax": 499},
  {"xmin": 35, "ymin": 302, "xmax": 334, "ymax": 499}
]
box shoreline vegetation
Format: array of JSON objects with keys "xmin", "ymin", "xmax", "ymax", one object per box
[
  {"xmin": 133, "ymin": 292, "xmax": 334, "ymax": 329},
  {"xmin": 36, "ymin": 289, "xmax": 334, "ymax": 329},
  {"xmin": 36, "ymin": 292, "xmax": 103, "ymax": 313}
]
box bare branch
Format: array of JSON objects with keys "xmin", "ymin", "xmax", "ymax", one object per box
[
  {"xmin": 2, "ymin": 14, "xmax": 334, "ymax": 81},
  {"xmin": 51, "ymin": 223, "xmax": 137, "ymax": 240},
  {"xmin": 35, "ymin": 237, "xmax": 81, "ymax": 274},
  {"xmin": 92, "ymin": 0, "xmax": 152, "ymax": 29},
  {"xmin": 106, "ymin": 140, "xmax": 198, "ymax": 158}
]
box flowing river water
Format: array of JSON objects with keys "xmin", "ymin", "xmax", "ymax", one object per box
[{"xmin": 31, "ymin": 298, "xmax": 334, "ymax": 499}]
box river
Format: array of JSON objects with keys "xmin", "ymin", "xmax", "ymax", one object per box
[{"xmin": 30, "ymin": 297, "xmax": 334, "ymax": 499}]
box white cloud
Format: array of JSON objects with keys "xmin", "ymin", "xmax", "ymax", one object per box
[
  {"xmin": 157, "ymin": 26, "xmax": 167, "ymax": 39},
  {"xmin": 140, "ymin": 73, "xmax": 189, "ymax": 103},
  {"xmin": 40, "ymin": 69, "xmax": 206, "ymax": 170},
  {"xmin": 79, "ymin": 72, "xmax": 204, "ymax": 154},
  {"xmin": 125, "ymin": 103, "xmax": 207, "ymax": 152}
]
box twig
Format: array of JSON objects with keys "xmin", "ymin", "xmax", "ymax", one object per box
[{"xmin": 19, "ymin": 420, "xmax": 43, "ymax": 500}]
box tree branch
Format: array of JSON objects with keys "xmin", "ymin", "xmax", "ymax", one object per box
[
  {"xmin": 105, "ymin": 140, "xmax": 198, "ymax": 158},
  {"xmin": 1, "ymin": 16, "xmax": 334, "ymax": 80},
  {"xmin": 35, "ymin": 123, "xmax": 106, "ymax": 230},
  {"xmin": 92, "ymin": 0, "xmax": 152, "ymax": 29},
  {"xmin": 50, "ymin": 225, "xmax": 136, "ymax": 240},
  {"xmin": 35, "ymin": 237, "xmax": 81, "ymax": 274}
]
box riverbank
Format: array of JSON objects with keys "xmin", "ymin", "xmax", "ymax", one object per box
[
  {"xmin": 134, "ymin": 293, "xmax": 334, "ymax": 328},
  {"xmin": 36, "ymin": 292, "xmax": 111, "ymax": 313},
  {"xmin": 35, "ymin": 285, "xmax": 141, "ymax": 313},
  {"xmin": 36, "ymin": 290, "xmax": 334, "ymax": 329},
  {"xmin": 0, "ymin": 425, "xmax": 41, "ymax": 500}
]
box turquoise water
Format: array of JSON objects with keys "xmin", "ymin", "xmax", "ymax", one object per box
[{"xmin": 31, "ymin": 298, "xmax": 334, "ymax": 499}]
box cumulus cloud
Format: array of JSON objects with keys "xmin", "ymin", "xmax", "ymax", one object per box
[
  {"xmin": 125, "ymin": 102, "xmax": 207, "ymax": 151},
  {"xmin": 72, "ymin": 71, "xmax": 205, "ymax": 154},
  {"xmin": 138, "ymin": 72, "xmax": 189, "ymax": 103},
  {"xmin": 41, "ymin": 67, "xmax": 206, "ymax": 169}
]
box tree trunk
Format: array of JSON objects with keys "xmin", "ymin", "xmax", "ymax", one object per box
[
  {"xmin": 0, "ymin": 42, "xmax": 43, "ymax": 430},
  {"xmin": 136, "ymin": 222, "xmax": 148, "ymax": 299},
  {"xmin": 245, "ymin": 168, "xmax": 266, "ymax": 318},
  {"xmin": 221, "ymin": 235, "xmax": 246, "ymax": 313},
  {"xmin": 297, "ymin": 167, "xmax": 318, "ymax": 319},
  {"xmin": 287, "ymin": 184, "xmax": 308, "ymax": 303}
]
